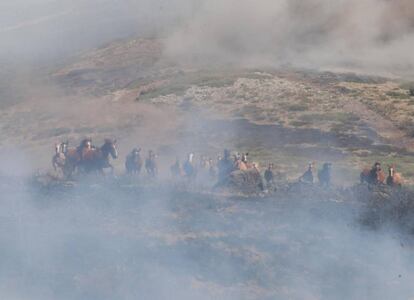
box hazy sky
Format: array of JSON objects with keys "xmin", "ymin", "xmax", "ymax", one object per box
[{"xmin": 1, "ymin": 0, "xmax": 414, "ymax": 73}]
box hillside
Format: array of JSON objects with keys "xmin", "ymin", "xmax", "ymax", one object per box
[{"xmin": 1, "ymin": 38, "xmax": 414, "ymax": 184}]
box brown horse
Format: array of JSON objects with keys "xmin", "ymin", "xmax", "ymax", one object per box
[
  {"xmin": 81, "ymin": 139, "xmax": 118, "ymax": 174},
  {"xmin": 125, "ymin": 148, "xmax": 142, "ymax": 175},
  {"xmin": 234, "ymin": 154, "xmax": 248, "ymax": 171},
  {"xmin": 64, "ymin": 138, "xmax": 94, "ymax": 176},
  {"xmin": 386, "ymin": 165, "xmax": 403, "ymax": 187},
  {"xmin": 360, "ymin": 162, "xmax": 386, "ymax": 185}
]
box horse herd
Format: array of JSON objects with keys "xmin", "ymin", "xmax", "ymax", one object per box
[{"xmin": 52, "ymin": 138, "xmax": 404, "ymax": 188}]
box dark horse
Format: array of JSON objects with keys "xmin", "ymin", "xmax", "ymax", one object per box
[
  {"xmin": 318, "ymin": 162, "xmax": 332, "ymax": 187},
  {"xmin": 125, "ymin": 148, "xmax": 142, "ymax": 175},
  {"xmin": 81, "ymin": 139, "xmax": 118, "ymax": 174},
  {"xmin": 360, "ymin": 162, "xmax": 385, "ymax": 185},
  {"xmin": 145, "ymin": 150, "xmax": 158, "ymax": 178},
  {"xmin": 183, "ymin": 153, "xmax": 197, "ymax": 179}
]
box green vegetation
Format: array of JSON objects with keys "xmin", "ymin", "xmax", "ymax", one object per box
[
  {"xmin": 299, "ymin": 112, "xmax": 360, "ymax": 123},
  {"xmin": 137, "ymin": 70, "xmax": 273, "ymax": 100},
  {"xmin": 285, "ymin": 103, "xmax": 309, "ymax": 111},
  {"xmin": 386, "ymin": 90, "xmax": 410, "ymax": 99}
]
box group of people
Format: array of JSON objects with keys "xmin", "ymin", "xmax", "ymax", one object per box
[{"xmin": 52, "ymin": 139, "xmax": 403, "ymax": 188}]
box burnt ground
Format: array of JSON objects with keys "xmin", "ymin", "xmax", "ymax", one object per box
[{"xmin": 1, "ymin": 178, "xmax": 414, "ymax": 300}]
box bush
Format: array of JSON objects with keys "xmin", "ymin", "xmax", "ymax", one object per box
[{"xmin": 286, "ymin": 103, "xmax": 308, "ymax": 111}]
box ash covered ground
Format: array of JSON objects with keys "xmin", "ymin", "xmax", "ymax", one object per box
[{"xmin": 1, "ymin": 178, "xmax": 414, "ymax": 300}]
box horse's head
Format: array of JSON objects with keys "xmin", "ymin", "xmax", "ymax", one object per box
[
  {"xmin": 132, "ymin": 148, "xmax": 141, "ymax": 157},
  {"xmin": 388, "ymin": 165, "xmax": 395, "ymax": 177},
  {"xmin": 103, "ymin": 139, "xmax": 118, "ymax": 159},
  {"xmin": 323, "ymin": 162, "xmax": 332, "ymax": 170},
  {"xmin": 242, "ymin": 153, "xmax": 249, "ymax": 163},
  {"xmin": 61, "ymin": 141, "xmax": 69, "ymax": 154},
  {"xmin": 55, "ymin": 143, "xmax": 61, "ymax": 154},
  {"xmin": 188, "ymin": 153, "xmax": 194, "ymax": 163},
  {"xmin": 148, "ymin": 150, "xmax": 156, "ymax": 160},
  {"xmin": 308, "ymin": 162, "xmax": 314, "ymax": 171},
  {"xmin": 373, "ymin": 162, "xmax": 381, "ymax": 171}
]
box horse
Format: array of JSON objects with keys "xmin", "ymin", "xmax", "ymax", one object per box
[
  {"xmin": 64, "ymin": 138, "xmax": 94, "ymax": 176},
  {"xmin": 125, "ymin": 148, "xmax": 142, "ymax": 175},
  {"xmin": 318, "ymin": 162, "xmax": 332, "ymax": 187},
  {"xmin": 264, "ymin": 163, "xmax": 274, "ymax": 186},
  {"xmin": 183, "ymin": 153, "xmax": 197, "ymax": 178},
  {"xmin": 208, "ymin": 158, "xmax": 217, "ymax": 180},
  {"xmin": 217, "ymin": 149, "xmax": 235, "ymax": 184},
  {"xmin": 52, "ymin": 141, "xmax": 68, "ymax": 173},
  {"xmin": 80, "ymin": 139, "xmax": 118, "ymax": 174},
  {"xmin": 170, "ymin": 158, "xmax": 182, "ymax": 178},
  {"xmin": 145, "ymin": 150, "xmax": 158, "ymax": 178},
  {"xmin": 386, "ymin": 165, "xmax": 403, "ymax": 188},
  {"xmin": 360, "ymin": 162, "xmax": 386, "ymax": 185},
  {"xmin": 234, "ymin": 153, "xmax": 248, "ymax": 171},
  {"xmin": 299, "ymin": 162, "xmax": 315, "ymax": 184}
]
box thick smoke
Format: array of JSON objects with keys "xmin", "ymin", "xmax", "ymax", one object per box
[
  {"xmin": 2, "ymin": 0, "xmax": 414, "ymax": 74},
  {"xmin": 165, "ymin": 0, "xmax": 414, "ymax": 75},
  {"xmin": 1, "ymin": 176, "xmax": 414, "ymax": 300}
]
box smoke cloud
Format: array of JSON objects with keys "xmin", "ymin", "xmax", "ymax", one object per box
[
  {"xmin": 2, "ymin": 0, "xmax": 414, "ymax": 75},
  {"xmin": 1, "ymin": 177, "xmax": 414, "ymax": 300},
  {"xmin": 165, "ymin": 0, "xmax": 414, "ymax": 75}
]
